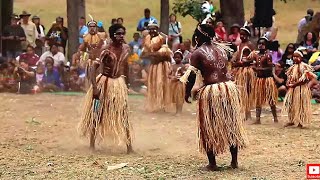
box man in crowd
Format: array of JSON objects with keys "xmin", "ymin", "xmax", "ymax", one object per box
[
  {"xmin": 2, "ymin": 14, "xmax": 26, "ymax": 59},
  {"xmin": 137, "ymin": 8, "xmax": 158, "ymax": 32},
  {"xmin": 79, "ymin": 16, "xmax": 88, "ymax": 44},
  {"xmin": 32, "ymin": 15, "xmax": 46, "ymax": 55},
  {"xmin": 46, "ymin": 17, "xmax": 68, "ymax": 54},
  {"xmin": 20, "ymin": 11, "xmax": 38, "ymax": 50}
]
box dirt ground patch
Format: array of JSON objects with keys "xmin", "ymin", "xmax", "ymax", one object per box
[{"xmin": 0, "ymin": 93, "xmax": 319, "ymax": 179}]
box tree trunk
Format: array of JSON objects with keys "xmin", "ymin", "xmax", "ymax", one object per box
[
  {"xmin": 78, "ymin": 0, "xmax": 86, "ymax": 19},
  {"xmin": 220, "ymin": 0, "xmax": 244, "ymax": 33},
  {"xmin": 67, "ymin": 0, "xmax": 80, "ymax": 62},
  {"xmin": 160, "ymin": 0, "xmax": 169, "ymax": 35},
  {"xmin": 0, "ymin": 0, "xmax": 13, "ymax": 56}
]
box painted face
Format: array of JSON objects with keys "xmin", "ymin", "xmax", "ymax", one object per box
[
  {"xmin": 173, "ymin": 53, "xmax": 183, "ymax": 64},
  {"xmin": 206, "ymin": 19, "xmax": 213, "ymax": 27},
  {"xmin": 148, "ymin": 26, "xmax": 158, "ymax": 37},
  {"xmin": 114, "ymin": 28, "xmax": 125, "ymax": 44},
  {"xmin": 257, "ymin": 39, "xmax": 266, "ymax": 50},
  {"xmin": 293, "ymin": 53, "xmax": 302, "ymax": 64},
  {"xmin": 240, "ymin": 30, "xmax": 249, "ymax": 41},
  {"xmin": 89, "ymin": 24, "xmax": 97, "ymax": 35}
]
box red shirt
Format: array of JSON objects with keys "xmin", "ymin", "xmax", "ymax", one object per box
[
  {"xmin": 215, "ymin": 27, "xmax": 227, "ymax": 41},
  {"xmin": 18, "ymin": 53, "xmax": 40, "ymax": 66}
]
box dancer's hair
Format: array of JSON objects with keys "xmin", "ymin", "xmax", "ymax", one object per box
[
  {"xmin": 193, "ymin": 24, "xmax": 215, "ymax": 47},
  {"xmin": 109, "ymin": 24, "xmax": 126, "ymax": 39}
]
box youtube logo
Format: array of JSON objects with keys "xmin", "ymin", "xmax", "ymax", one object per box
[{"xmin": 307, "ymin": 164, "xmax": 320, "ymax": 179}]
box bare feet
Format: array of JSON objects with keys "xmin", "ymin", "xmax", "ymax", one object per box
[
  {"xmin": 201, "ymin": 164, "xmax": 221, "ymax": 171},
  {"xmin": 273, "ymin": 118, "xmax": 278, "ymax": 123},
  {"xmin": 126, "ymin": 145, "xmax": 134, "ymax": 154},
  {"xmin": 298, "ymin": 123, "xmax": 303, "ymax": 129},
  {"xmin": 284, "ymin": 122, "xmax": 294, "ymax": 127}
]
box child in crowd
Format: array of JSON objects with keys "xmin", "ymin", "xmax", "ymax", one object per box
[
  {"xmin": 128, "ymin": 61, "xmax": 147, "ymax": 95},
  {"xmin": 69, "ymin": 66, "xmax": 85, "ymax": 92}
]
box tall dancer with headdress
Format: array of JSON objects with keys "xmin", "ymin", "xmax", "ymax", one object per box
[
  {"xmin": 142, "ymin": 20, "xmax": 172, "ymax": 112},
  {"xmin": 79, "ymin": 15, "xmax": 104, "ymax": 84},
  {"xmin": 78, "ymin": 24, "xmax": 133, "ymax": 153},
  {"xmin": 231, "ymin": 24, "xmax": 255, "ymax": 120},
  {"xmin": 249, "ymin": 36, "xmax": 278, "ymax": 124},
  {"xmin": 180, "ymin": 24, "xmax": 248, "ymax": 171}
]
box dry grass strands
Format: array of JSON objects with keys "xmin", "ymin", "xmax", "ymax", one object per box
[{"xmin": 253, "ymin": 77, "xmax": 278, "ymax": 107}]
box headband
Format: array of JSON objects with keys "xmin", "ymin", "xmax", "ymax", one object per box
[
  {"xmin": 293, "ymin": 50, "xmax": 303, "ymax": 57},
  {"xmin": 240, "ymin": 27, "xmax": 251, "ymax": 36},
  {"xmin": 174, "ymin": 49, "xmax": 183, "ymax": 56}
]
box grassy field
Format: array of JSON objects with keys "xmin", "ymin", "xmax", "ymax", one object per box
[{"xmin": 14, "ymin": 0, "xmax": 320, "ymax": 48}]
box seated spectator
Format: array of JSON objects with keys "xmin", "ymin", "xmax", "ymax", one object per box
[
  {"xmin": 300, "ymin": 32, "xmax": 319, "ymax": 61},
  {"xmin": 69, "ymin": 66, "xmax": 85, "ymax": 92},
  {"xmin": 269, "ymin": 41, "xmax": 283, "ymax": 64},
  {"xmin": 228, "ymin": 24, "xmax": 241, "ymax": 47},
  {"xmin": 215, "ymin": 21, "xmax": 227, "ymax": 41},
  {"xmin": 35, "ymin": 63, "xmax": 44, "ymax": 86},
  {"xmin": 38, "ymin": 44, "xmax": 66, "ymax": 67},
  {"xmin": 128, "ymin": 61, "xmax": 147, "ymax": 95},
  {"xmin": 129, "ymin": 32, "xmax": 142, "ymax": 56},
  {"xmin": 273, "ymin": 63, "xmax": 287, "ymax": 98},
  {"xmin": 16, "ymin": 45, "xmax": 40, "ymax": 67},
  {"xmin": 16, "ymin": 59, "xmax": 36, "ymax": 94},
  {"xmin": 280, "ymin": 43, "xmax": 296, "ymax": 71},
  {"xmin": 311, "ymin": 82, "xmax": 320, "ymax": 103},
  {"xmin": 0, "ymin": 62, "xmax": 18, "ymax": 92},
  {"xmin": 41, "ymin": 58, "xmax": 61, "ymax": 92}
]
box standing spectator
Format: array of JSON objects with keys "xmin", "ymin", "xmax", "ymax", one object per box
[
  {"xmin": 16, "ymin": 59, "xmax": 36, "ymax": 94},
  {"xmin": 32, "ymin": 15, "xmax": 46, "ymax": 56},
  {"xmin": 16, "ymin": 45, "xmax": 40, "ymax": 67},
  {"xmin": 129, "ymin": 32, "xmax": 142, "ymax": 55},
  {"xmin": 215, "ymin": 21, "xmax": 227, "ymax": 41},
  {"xmin": 168, "ymin": 13, "xmax": 182, "ymax": 51},
  {"xmin": 79, "ymin": 16, "xmax": 88, "ymax": 44},
  {"xmin": 38, "ymin": 44, "xmax": 66, "ymax": 67},
  {"xmin": 2, "ymin": 14, "xmax": 26, "ymax": 59},
  {"xmin": 297, "ymin": 9, "xmax": 314, "ymax": 43},
  {"xmin": 137, "ymin": 8, "xmax": 158, "ymax": 32},
  {"xmin": 46, "ymin": 17, "xmax": 68, "ymax": 54},
  {"xmin": 117, "ymin": 17, "xmax": 124, "ymax": 25},
  {"xmin": 19, "ymin": 11, "xmax": 38, "ymax": 49},
  {"xmin": 268, "ymin": 40, "xmax": 283, "ymax": 64},
  {"xmin": 41, "ymin": 58, "xmax": 61, "ymax": 92},
  {"xmin": 228, "ymin": 24, "xmax": 241, "ymax": 46},
  {"xmin": 300, "ymin": 32, "xmax": 319, "ymax": 61}
]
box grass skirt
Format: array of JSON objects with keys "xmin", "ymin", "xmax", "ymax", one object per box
[
  {"xmin": 146, "ymin": 61, "xmax": 172, "ymax": 112},
  {"xmin": 283, "ymin": 84, "xmax": 312, "ymax": 125},
  {"xmin": 78, "ymin": 74, "xmax": 132, "ymax": 146},
  {"xmin": 234, "ymin": 67, "xmax": 255, "ymax": 112},
  {"xmin": 170, "ymin": 80, "xmax": 185, "ymax": 105},
  {"xmin": 197, "ymin": 81, "xmax": 248, "ymax": 155},
  {"xmin": 253, "ymin": 77, "xmax": 278, "ymax": 107}
]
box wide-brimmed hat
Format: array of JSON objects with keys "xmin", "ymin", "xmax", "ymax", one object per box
[
  {"xmin": 11, "ymin": 14, "xmax": 20, "ymax": 20},
  {"xmin": 19, "ymin": 10, "xmax": 31, "ymax": 17},
  {"xmin": 32, "ymin": 15, "xmax": 40, "ymax": 20}
]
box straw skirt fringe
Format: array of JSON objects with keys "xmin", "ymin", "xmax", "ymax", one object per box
[
  {"xmin": 283, "ymin": 84, "xmax": 312, "ymax": 125},
  {"xmin": 253, "ymin": 77, "xmax": 278, "ymax": 107},
  {"xmin": 234, "ymin": 67, "xmax": 255, "ymax": 112},
  {"xmin": 170, "ymin": 80, "xmax": 185, "ymax": 105},
  {"xmin": 146, "ymin": 61, "xmax": 172, "ymax": 112},
  {"xmin": 197, "ymin": 81, "xmax": 248, "ymax": 155},
  {"xmin": 78, "ymin": 74, "xmax": 132, "ymax": 146}
]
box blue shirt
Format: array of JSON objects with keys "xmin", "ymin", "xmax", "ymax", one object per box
[
  {"xmin": 43, "ymin": 69, "xmax": 61, "ymax": 87},
  {"xmin": 129, "ymin": 40, "xmax": 142, "ymax": 55},
  {"xmin": 79, "ymin": 25, "xmax": 88, "ymax": 43},
  {"xmin": 137, "ymin": 17, "xmax": 158, "ymax": 31}
]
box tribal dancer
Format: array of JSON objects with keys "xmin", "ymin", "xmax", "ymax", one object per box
[
  {"xmin": 283, "ymin": 50, "xmax": 317, "ymax": 128},
  {"xmin": 180, "ymin": 24, "xmax": 247, "ymax": 171},
  {"xmin": 249, "ymin": 37, "xmax": 278, "ymax": 124},
  {"xmin": 231, "ymin": 25, "xmax": 255, "ymax": 120},
  {"xmin": 170, "ymin": 50, "xmax": 186, "ymax": 115},
  {"xmin": 78, "ymin": 24, "xmax": 133, "ymax": 153},
  {"xmin": 79, "ymin": 16, "xmax": 104, "ymax": 81},
  {"xmin": 142, "ymin": 20, "xmax": 172, "ymax": 112}
]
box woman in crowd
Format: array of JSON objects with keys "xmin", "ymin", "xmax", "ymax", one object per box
[
  {"xmin": 280, "ymin": 43, "xmax": 296, "ymax": 71},
  {"xmin": 300, "ymin": 32, "xmax": 319, "ymax": 61},
  {"xmin": 168, "ymin": 13, "xmax": 182, "ymax": 52},
  {"xmin": 39, "ymin": 44, "xmax": 66, "ymax": 67},
  {"xmin": 214, "ymin": 21, "xmax": 227, "ymax": 41},
  {"xmin": 16, "ymin": 45, "xmax": 39, "ymax": 67},
  {"xmin": 228, "ymin": 24, "xmax": 241, "ymax": 47}
]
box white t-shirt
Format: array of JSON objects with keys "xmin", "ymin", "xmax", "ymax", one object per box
[{"xmin": 38, "ymin": 51, "xmax": 66, "ymax": 67}]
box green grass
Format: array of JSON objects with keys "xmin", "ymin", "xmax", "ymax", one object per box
[{"xmin": 14, "ymin": 0, "xmax": 320, "ymax": 48}]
